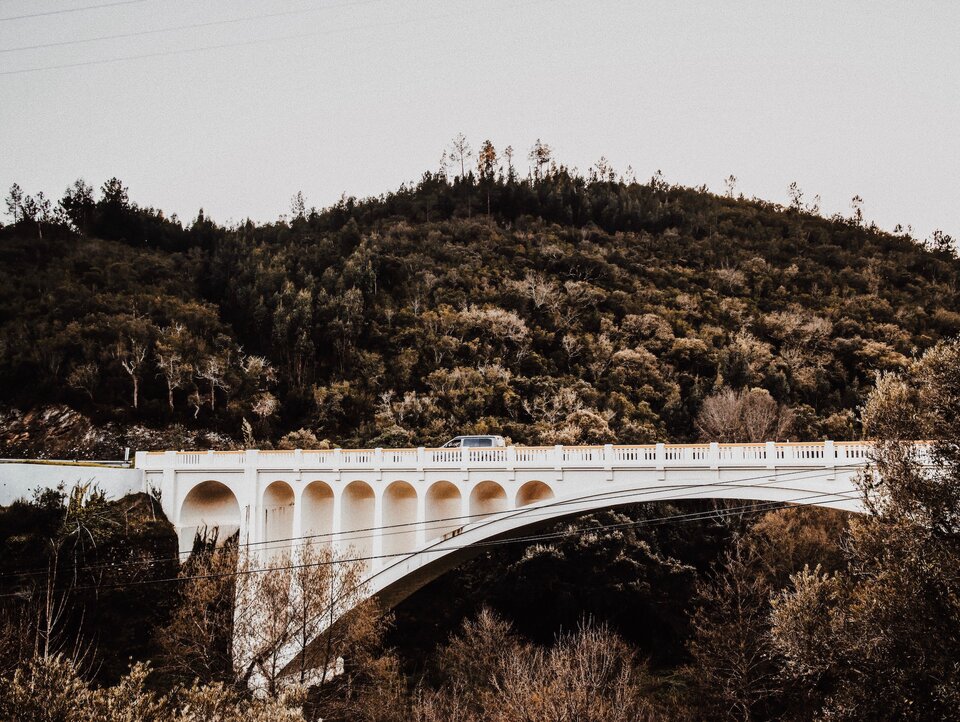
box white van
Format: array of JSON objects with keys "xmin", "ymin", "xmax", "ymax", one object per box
[{"xmin": 440, "ymin": 435, "xmax": 506, "ymax": 448}]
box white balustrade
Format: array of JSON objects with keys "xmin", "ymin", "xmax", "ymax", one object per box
[{"xmin": 139, "ymin": 441, "xmax": 889, "ymax": 474}]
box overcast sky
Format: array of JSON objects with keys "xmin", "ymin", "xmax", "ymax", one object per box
[{"xmin": 1, "ymin": 0, "xmax": 957, "ymax": 238}]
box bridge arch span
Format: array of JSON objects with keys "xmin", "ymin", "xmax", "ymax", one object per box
[
  {"xmin": 178, "ymin": 479, "xmax": 241, "ymax": 554},
  {"xmin": 366, "ymin": 477, "xmax": 863, "ymax": 613}
]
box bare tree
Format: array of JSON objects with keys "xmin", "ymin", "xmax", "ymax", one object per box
[
  {"xmin": 67, "ymin": 362, "xmax": 99, "ymax": 402},
  {"xmin": 448, "ymin": 133, "xmax": 472, "ymax": 178},
  {"xmin": 687, "ymin": 540, "xmax": 780, "ymax": 722},
  {"xmin": 197, "ymin": 352, "xmax": 230, "ymax": 412},
  {"xmin": 697, "ymin": 387, "xmax": 793, "ymax": 442},
  {"xmin": 114, "ymin": 335, "xmax": 149, "ymax": 410},
  {"xmin": 232, "ymin": 543, "xmax": 374, "ymax": 697},
  {"xmin": 155, "ymin": 323, "xmax": 194, "ymax": 412}
]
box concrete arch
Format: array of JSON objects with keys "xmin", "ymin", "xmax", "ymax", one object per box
[
  {"xmin": 425, "ymin": 481, "xmax": 462, "ymax": 542},
  {"xmin": 469, "ymin": 480, "xmax": 508, "ymax": 520},
  {"xmin": 342, "ymin": 480, "xmax": 376, "ymax": 564},
  {"xmin": 302, "ymin": 481, "xmax": 334, "ymax": 549},
  {"xmin": 283, "ymin": 474, "xmax": 866, "ymax": 679},
  {"xmin": 263, "ymin": 481, "xmax": 295, "ymax": 557},
  {"xmin": 383, "ymin": 481, "xmax": 418, "ymax": 557},
  {"xmin": 365, "ymin": 479, "xmax": 864, "ymax": 615},
  {"xmin": 179, "ymin": 480, "xmax": 240, "ymax": 554},
  {"xmin": 516, "ymin": 480, "xmax": 555, "ymax": 507}
]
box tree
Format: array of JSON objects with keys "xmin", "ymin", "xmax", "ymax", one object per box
[
  {"xmin": 67, "ymin": 362, "xmax": 99, "ymax": 402},
  {"xmin": 197, "ymin": 349, "xmax": 231, "ymax": 412},
  {"xmin": 232, "ymin": 543, "xmax": 377, "ymax": 697},
  {"xmin": 770, "ymin": 339, "xmax": 960, "ymax": 720},
  {"xmin": 155, "ymin": 324, "xmax": 195, "ymax": 412},
  {"xmin": 788, "ymin": 182, "xmax": 803, "ymax": 211},
  {"xmin": 476, "ymin": 140, "xmax": 497, "ymax": 216},
  {"xmin": 849, "ymin": 194, "xmax": 863, "ymax": 226},
  {"xmin": 4, "ymin": 183, "xmax": 23, "ymax": 223},
  {"xmin": 114, "ymin": 334, "xmax": 149, "ymax": 410},
  {"xmin": 724, "ymin": 174, "xmax": 737, "ymax": 198},
  {"xmin": 59, "ymin": 179, "xmax": 96, "ymax": 234},
  {"xmin": 290, "ymin": 191, "xmax": 307, "ymax": 221},
  {"xmin": 687, "ymin": 539, "xmax": 780, "ymax": 722},
  {"xmin": 448, "ymin": 133, "xmax": 472, "ymax": 178},
  {"xmin": 502, "ymin": 145, "xmax": 515, "ymax": 181},
  {"xmin": 696, "ymin": 387, "xmax": 793, "ymax": 442},
  {"xmin": 157, "ymin": 533, "xmax": 239, "ymax": 685},
  {"xmin": 528, "ymin": 138, "xmax": 552, "ymax": 180}
]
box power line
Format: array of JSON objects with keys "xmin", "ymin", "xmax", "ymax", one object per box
[
  {"xmin": 0, "ymin": 0, "xmax": 152, "ymax": 23},
  {"xmin": 0, "ymin": 485, "xmax": 861, "ymax": 599},
  {"xmin": 0, "ymin": 466, "xmax": 861, "ymax": 584},
  {"xmin": 0, "ymin": 0, "xmax": 386, "ymax": 55},
  {"xmin": 0, "ymin": 0, "xmax": 551, "ymax": 76}
]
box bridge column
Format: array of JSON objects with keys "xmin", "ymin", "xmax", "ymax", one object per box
[
  {"xmin": 331, "ymin": 485, "xmax": 343, "ymax": 554},
  {"xmin": 372, "ymin": 488, "xmax": 384, "ymax": 570},
  {"xmin": 824, "ymin": 439, "xmax": 836, "ymax": 480},
  {"xmin": 415, "ymin": 484, "xmax": 427, "ymax": 547},
  {"xmin": 241, "ymin": 450, "xmax": 259, "ymax": 547},
  {"xmin": 290, "ymin": 486, "xmax": 304, "ymax": 559},
  {"xmin": 162, "ymin": 450, "xmax": 178, "ymax": 524},
  {"xmin": 460, "ymin": 483, "xmax": 471, "ymax": 523}
]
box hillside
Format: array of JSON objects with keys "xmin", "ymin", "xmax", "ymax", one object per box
[{"xmin": 1, "ymin": 169, "xmax": 958, "ymax": 456}]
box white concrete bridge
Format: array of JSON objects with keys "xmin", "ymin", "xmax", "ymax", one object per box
[{"xmin": 136, "ymin": 440, "xmax": 874, "ymax": 610}]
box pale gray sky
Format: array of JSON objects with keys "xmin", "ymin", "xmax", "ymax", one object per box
[{"xmin": 1, "ymin": 0, "xmax": 958, "ymax": 238}]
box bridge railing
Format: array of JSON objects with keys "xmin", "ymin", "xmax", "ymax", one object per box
[{"xmin": 136, "ymin": 441, "xmax": 900, "ymax": 472}]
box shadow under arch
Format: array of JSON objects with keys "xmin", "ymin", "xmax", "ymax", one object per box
[
  {"xmin": 469, "ymin": 480, "xmax": 508, "ymax": 520},
  {"xmin": 516, "ymin": 480, "xmax": 555, "ymax": 507},
  {"xmin": 425, "ymin": 480, "xmax": 461, "ymax": 542},
  {"xmin": 179, "ymin": 480, "xmax": 241, "ymax": 554},
  {"xmin": 383, "ymin": 481, "xmax": 418, "ymax": 557},
  {"xmin": 263, "ymin": 480, "xmax": 295, "ymax": 558},
  {"xmin": 302, "ymin": 481, "xmax": 334, "ymax": 549},
  {"xmin": 342, "ymin": 480, "xmax": 376, "ymax": 567}
]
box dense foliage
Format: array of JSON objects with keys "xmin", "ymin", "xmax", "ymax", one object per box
[{"xmin": 2, "ymin": 151, "xmax": 959, "ymax": 454}]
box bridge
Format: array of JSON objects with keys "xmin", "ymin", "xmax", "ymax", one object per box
[{"xmin": 136, "ymin": 440, "xmax": 873, "ymax": 611}]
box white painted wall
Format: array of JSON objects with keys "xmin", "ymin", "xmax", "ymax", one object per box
[{"xmin": 0, "ymin": 461, "xmax": 143, "ymax": 507}]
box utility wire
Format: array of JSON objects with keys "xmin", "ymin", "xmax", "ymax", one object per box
[
  {"xmin": 0, "ymin": 0, "xmax": 386, "ymax": 54},
  {"xmin": 0, "ymin": 0, "xmax": 152, "ymax": 22},
  {"xmin": 0, "ymin": 0, "xmax": 552, "ymax": 76},
  {"xmin": 0, "ymin": 466, "xmax": 862, "ymax": 583},
  {"xmin": 0, "ymin": 485, "xmax": 861, "ymax": 599}
]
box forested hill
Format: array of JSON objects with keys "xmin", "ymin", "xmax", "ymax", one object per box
[{"xmin": 1, "ymin": 167, "xmax": 958, "ymax": 456}]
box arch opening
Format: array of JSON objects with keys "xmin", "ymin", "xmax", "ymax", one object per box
[
  {"xmin": 342, "ymin": 481, "xmax": 376, "ymax": 569},
  {"xmin": 179, "ymin": 480, "xmax": 241, "ymax": 555},
  {"xmin": 426, "ymin": 481, "xmax": 462, "ymax": 542},
  {"xmin": 263, "ymin": 481, "xmax": 295, "ymax": 559},
  {"xmin": 302, "ymin": 481, "xmax": 334, "ymax": 550},
  {"xmin": 516, "ymin": 480, "xmax": 555, "ymax": 507},
  {"xmin": 469, "ymin": 480, "xmax": 508, "ymax": 521},
  {"xmin": 383, "ymin": 481, "xmax": 418, "ymax": 557}
]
